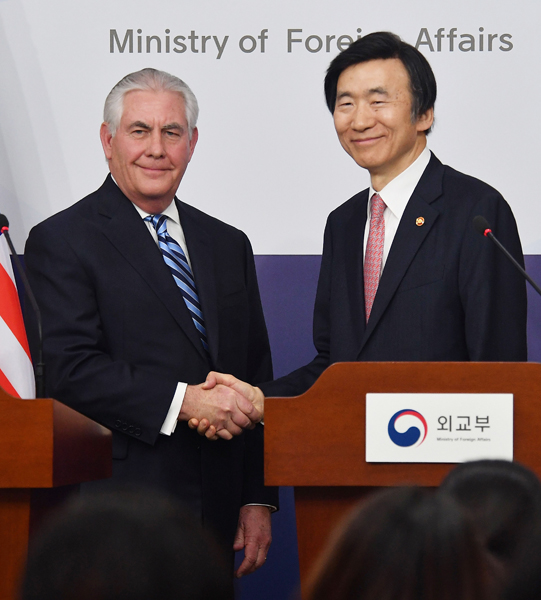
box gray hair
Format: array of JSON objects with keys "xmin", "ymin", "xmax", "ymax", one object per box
[{"xmin": 103, "ymin": 68, "xmax": 199, "ymax": 138}]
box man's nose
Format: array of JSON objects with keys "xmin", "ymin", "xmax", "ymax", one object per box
[
  {"xmin": 351, "ymin": 104, "xmax": 376, "ymax": 131},
  {"xmin": 146, "ymin": 130, "xmax": 165, "ymax": 157}
]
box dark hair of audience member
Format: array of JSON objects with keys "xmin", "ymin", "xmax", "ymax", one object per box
[
  {"xmin": 323, "ymin": 31, "xmax": 437, "ymax": 134},
  {"xmin": 439, "ymin": 459, "xmax": 541, "ymax": 573},
  {"xmin": 20, "ymin": 489, "xmax": 234, "ymax": 600},
  {"xmin": 505, "ymin": 520, "xmax": 541, "ymax": 600},
  {"xmin": 304, "ymin": 487, "xmax": 493, "ymax": 600}
]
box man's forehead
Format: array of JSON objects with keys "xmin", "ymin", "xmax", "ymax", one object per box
[
  {"xmin": 121, "ymin": 89, "xmax": 186, "ymax": 118},
  {"xmin": 337, "ymin": 58, "xmax": 410, "ymax": 89}
]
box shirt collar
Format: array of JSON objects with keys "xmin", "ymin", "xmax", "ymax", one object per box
[
  {"xmin": 131, "ymin": 199, "xmax": 180, "ymax": 225},
  {"xmin": 369, "ymin": 146, "xmax": 431, "ymax": 220},
  {"xmin": 109, "ymin": 175, "xmax": 181, "ymax": 224}
]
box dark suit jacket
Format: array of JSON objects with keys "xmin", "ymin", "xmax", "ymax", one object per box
[
  {"xmin": 25, "ymin": 175, "xmax": 276, "ymax": 545},
  {"xmin": 262, "ymin": 153, "xmax": 527, "ymax": 398}
]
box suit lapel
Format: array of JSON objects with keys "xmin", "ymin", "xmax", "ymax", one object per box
[
  {"xmin": 345, "ymin": 191, "xmax": 369, "ymax": 345},
  {"xmin": 358, "ymin": 155, "xmax": 444, "ymax": 354},
  {"xmin": 95, "ymin": 177, "xmax": 209, "ymax": 361},
  {"xmin": 177, "ymin": 201, "xmax": 220, "ymax": 366}
]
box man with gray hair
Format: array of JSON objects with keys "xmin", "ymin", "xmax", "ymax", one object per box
[{"xmin": 24, "ymin": 68, "xmax": 276, "ymax": 576}]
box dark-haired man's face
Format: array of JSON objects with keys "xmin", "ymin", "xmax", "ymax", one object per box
[{"xmin": 333, "ymin": 58, "xmax": 433, "ymax": 190}]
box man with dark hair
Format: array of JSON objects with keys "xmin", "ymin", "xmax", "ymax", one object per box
[
  {"xmin": 24, "ymin": 68, "xmax": 276, "ymax": 574},
  {"xmin": 200, "ymin": 31, "xmax": 526, "ymax": 412}
]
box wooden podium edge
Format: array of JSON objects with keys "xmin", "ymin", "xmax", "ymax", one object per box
[{"xmin": 264, "ymin": 361, "xmax": 541, "ymax": 487}]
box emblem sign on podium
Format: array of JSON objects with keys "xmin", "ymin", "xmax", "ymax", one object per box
[{"xmin": 366, "ymin": 393, "xmax": 513, "ymax": 463}]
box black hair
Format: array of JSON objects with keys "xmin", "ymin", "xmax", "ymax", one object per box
[
  {"xmin": 20, "ymin": 489, "xmax": 234, "ymax": 600},
  {"xmin": 305, "ymin": 487, "xmax": 492, "ymax": 600},
  {"xmin": 440, "ymin": 460, "xmax": 541, "ymax": 564}
]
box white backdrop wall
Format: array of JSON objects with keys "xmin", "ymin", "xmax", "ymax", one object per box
[{"xmin": 0, "ymin": 0, "xmax": 538, "ymax": 254}]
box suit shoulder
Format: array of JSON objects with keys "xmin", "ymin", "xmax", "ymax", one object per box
[
  {"xmin": 437, "ymin": 162, "xmax": 518, "ymax": 227},
  {"xmin": 441, "ymin": 163, "xmax": 504, "ymax": 199},
  {"xmin": 326, "ymin": 188, "xmax": 369, "ymax": 224},
  {"xmin": 177, "ymin": 200, "xmax": 248, "ymax": 242},
  {"xmin": 28, "ymin": 186, "xmax": 103, "ymax": 237}
]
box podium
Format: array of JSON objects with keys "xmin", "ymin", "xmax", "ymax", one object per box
[
  {"xmin": 264, "ymin": 361, "xmax": 541, "ymax": 593},
  {"xmin": 0, "ymin": 386, "xmax": 112, "ymax": 600}
]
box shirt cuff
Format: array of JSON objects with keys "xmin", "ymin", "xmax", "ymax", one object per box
[
  {"xmin": 160, "ymin": 382, "xmax": 187, "ymax": 435},
  {"xmin": 244, "ymin": 503, "xmax": 278, "ymax": 513}
]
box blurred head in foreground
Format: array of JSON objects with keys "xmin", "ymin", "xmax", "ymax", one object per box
[
  {"xmin": 440, "ymin": 459, "xmax": 541, "ymax": 575},
  {"xmin": 305, "ymin": 486, "xmax": 493, "ymax": 600},
  {"xmin": 20, "ymin": 489, "xmax": 233, "ymax": 600}
]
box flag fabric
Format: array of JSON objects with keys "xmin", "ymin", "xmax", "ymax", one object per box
[{"xmin": 0, "ymin": 233, "xmax": 35, "ymax": 398}]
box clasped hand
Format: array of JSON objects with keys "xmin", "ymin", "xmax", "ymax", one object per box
[{"xmin": 182, "ymin": 372, "xmax": 264, "ymax": 440}]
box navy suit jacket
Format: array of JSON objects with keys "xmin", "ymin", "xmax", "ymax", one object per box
[
  {"xmin": 262, "ymin": 153, "xmax": 527, "ymax": 398},
  {"xmin": 25, "ymin": 175, "xmax": 276, "ymax": 545}
]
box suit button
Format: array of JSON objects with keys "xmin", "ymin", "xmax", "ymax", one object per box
[
  {"xmin": 134, "ymin": 428, "xmax": 142, "ymax": 436},
  {"xmin": 128, "ymin": 426, "xmax": 135, "ymax": 434},
  {"xmin": 121, "ymin": 422, "xmax": 128, "ymax": 431},
  {"xmin": 115, "ymin": 420, "xmax": 122, "ymax": 429}
]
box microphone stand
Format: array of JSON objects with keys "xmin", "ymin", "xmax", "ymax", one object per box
[{"xmin": 473, "ymin": 215, "xmax": 541, "ymax": 298}]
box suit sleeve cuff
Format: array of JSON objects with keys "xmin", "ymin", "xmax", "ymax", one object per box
[{"xmin": 160, "ymin": 382, "xmax": 187, "ymax": 435}]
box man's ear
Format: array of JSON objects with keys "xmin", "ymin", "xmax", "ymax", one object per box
[
  {"xmin": 100, "ymin": 122, "xmax": 114, "ymax": 160},
  {"xmin": 188, "ymin": 126, "xmax": 199, "ymax": 162},
  {"xmin": 416, "ymin": 107, "xmax": 434, "ymax": 133}
]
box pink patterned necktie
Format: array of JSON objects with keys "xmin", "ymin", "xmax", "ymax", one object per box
[{"xmin": 364, "ymin": 193, "xmax": 386, "ymax": 322}]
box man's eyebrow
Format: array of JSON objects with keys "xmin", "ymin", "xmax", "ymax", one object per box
[
  {"xmin": 335, "ymin": 87, "xmax": 389, "ymax": 101},
  {"xmin": 130, "ymin": 121, "xmax": 151, "ymax": 130},
  {"xmin": 162, "ymin": 122, "xmax": 183, "ymax": 131}
]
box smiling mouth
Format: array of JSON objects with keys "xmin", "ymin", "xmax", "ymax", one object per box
[
  {"xmin": 351, "ymin": 136, "xmax": 382, "ymax": 145},
  {"xmin": 138, "ymin": 165, "xmax": 170, "ymax": 174}
]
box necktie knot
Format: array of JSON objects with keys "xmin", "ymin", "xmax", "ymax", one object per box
[
  {"xmin": 371, "ymin": 193, "xmax": 386, "ymax": 218},
  {"xmin": 145, "ymin": 214, "xmax": 168, "ymax": 235}
]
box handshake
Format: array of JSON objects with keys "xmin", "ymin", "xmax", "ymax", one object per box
[{"xmin": 178, "ymin": 372, "xmax": 265, "ymax": 440}]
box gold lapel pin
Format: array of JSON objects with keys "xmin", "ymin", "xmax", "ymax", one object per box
[{"xmin": 416, "ymin": 217, "xmax": 425, "ymax": 227}]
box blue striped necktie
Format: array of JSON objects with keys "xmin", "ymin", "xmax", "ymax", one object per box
[{"xmin": 145, "ymin": 214, "xmax": 210, "ymax": 355}]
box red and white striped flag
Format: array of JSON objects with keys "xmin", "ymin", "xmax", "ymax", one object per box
[{"xmin": 0, "ymin": 232, "xmax": 35, "ymax": 398}]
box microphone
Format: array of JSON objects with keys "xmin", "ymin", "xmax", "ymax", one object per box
[
  {"xmin": 473, "ymin": 215, "xmax": 541, "ymax": 298},
  {"xmin": 0, "ymin": 214, "xmax": 46, "ymax": 397},
  {"xmin": 0, "ymin": 214, "xmax": 9, "ymax": 232}
]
